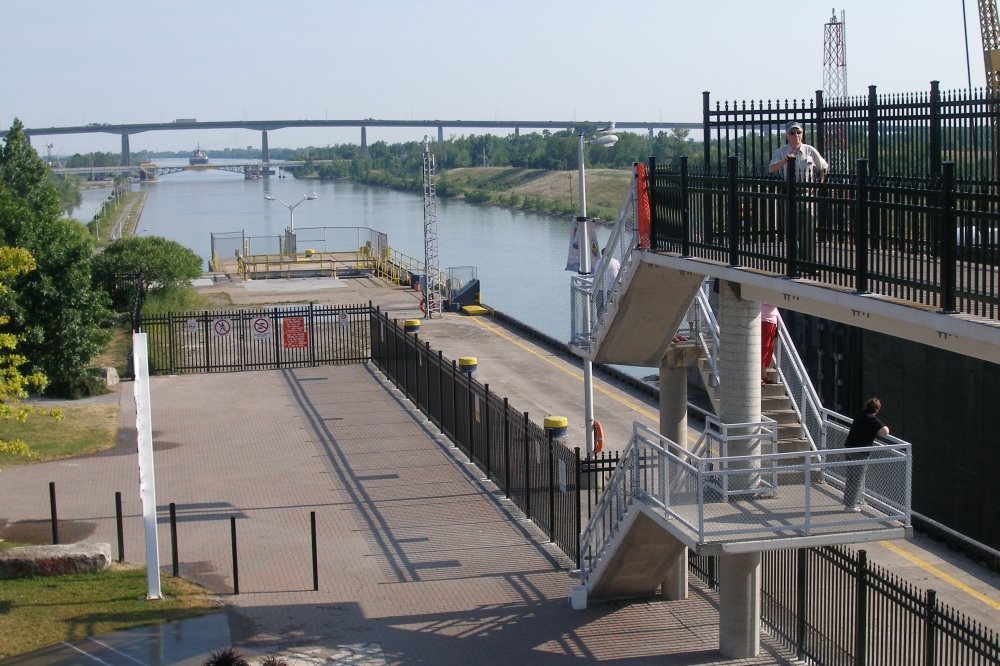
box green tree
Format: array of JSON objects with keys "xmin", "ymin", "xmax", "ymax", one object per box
[
  {"xmin": 92, "ymin": 235, "xmax": 203, "ymax": 310},
  {"xmin": 0, "ymin": 118, "xmax": 111, "ymax": 398},
  {"xmin": 0, "ymin": 246, "xmax": 60, "ymax": 459}
]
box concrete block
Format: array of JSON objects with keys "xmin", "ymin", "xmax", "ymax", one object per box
[
  {"xmin": 0, "ymin": 542, "xmax": 112, "ymax": 579},
  {"xmin": 103, "ymin": 366, "xmax": 120, "ymax": 386},
  {"xmin": 570, "ymin": 584, "xmax": 587, "ymax": 610}
]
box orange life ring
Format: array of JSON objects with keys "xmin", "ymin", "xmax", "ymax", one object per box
[
  {"xmin": 419, "ymin": 299, "xmax": 426, "ymax": 314},
  {"xmin": 593, "ymin": 419, "xmax": 605, "ymax": 454}
]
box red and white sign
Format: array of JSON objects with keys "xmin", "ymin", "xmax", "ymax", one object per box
[{"xmin": 282, "ymin": 317, "xmax": 309, "ymax": 349}]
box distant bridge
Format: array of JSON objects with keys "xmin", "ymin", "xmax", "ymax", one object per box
[
  {"xmin": 50, "ymin": 160, "xmax": 326, "ymax": 180},
  {"xmin": 3, "ymin": 118, "xmax": 700, "ymax": 168}
]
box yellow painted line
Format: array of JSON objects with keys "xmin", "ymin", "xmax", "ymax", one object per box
[
  {"xmin": 879, "ymin": 540, "xmax": 1000, "ymax": 610},
  {"xmin": 469, "ymin": 316, "xmax": 658, "ymax": 421}
]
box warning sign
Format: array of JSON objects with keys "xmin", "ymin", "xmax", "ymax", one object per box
[
  {"xmin": 282, "ymin": 317, "xmax": 308, "ymax": 349},
  {"xmin": 212, "ymin": 318, "xmax": 232, "ymax": 337},
  {"xmin": 251, "ymin": 316, "xmax": 272, "ymax": 340},
  {"xmin": 338, "ymin": 311, "xmax": 350, "ymax": 327},
  {"xmin": 186, "ymin": 318, "xmax": 198, "ymax": 333}
]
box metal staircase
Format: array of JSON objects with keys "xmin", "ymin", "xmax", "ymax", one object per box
[{"xmin": 568, "ymin": 168, "xmax": 912, "ymax": 605}]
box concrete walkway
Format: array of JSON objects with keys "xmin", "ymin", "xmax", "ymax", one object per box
[
  {"xmin": 1, "ymin": 274, "xmax": 997, "ymax": 663},
  {"xmin": 2, "ymin": 365, "xmax": 795, "ymax": 664}
]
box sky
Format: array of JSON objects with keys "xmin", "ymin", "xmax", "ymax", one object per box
[{"xmin": 2, "ymin": 0, "xmax": 986, "ymax": 155}]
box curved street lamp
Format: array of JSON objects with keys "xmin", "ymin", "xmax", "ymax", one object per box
[{"xmin": 264, "ymin": 192, "xmax": 318, "ymax": 235}]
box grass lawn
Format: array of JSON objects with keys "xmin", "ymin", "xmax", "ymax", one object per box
[
  {"xmin": 0, "ymin": 565, "xmax": 221, "ymax": 659},
  {"xmin": 0, "ymin": 402, "xmax": 119, "ymax": 467}
]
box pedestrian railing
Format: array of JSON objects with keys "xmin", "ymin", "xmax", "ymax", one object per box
[{"xmin": 579, "ymin": 422, "xmax": 912, "ymax": 589}]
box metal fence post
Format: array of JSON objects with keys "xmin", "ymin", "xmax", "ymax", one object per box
[
  {"xmin": 484, "ymin": 383, "xmax": 492, "ymax": 478},
  {"xmin": 230, "ymin": 516, "xmax": 239, "ymax": 595},
  {"xmin": 680, "ymin": 156, "xmax": 691, "ymax": 256},
  {"xmin": 170, "ymin": 502, "xmax": 179, "ymax": 577},
  {"xmin": 867, "ymin": 85, "xmax": 879, "ymax": 175},
  {"xmin": 940, "ymin": 161, "xmax": 957, "ymax": 313},
  {"xmin": 503, "ymin": 398, "xmax": 511, "ymax": 497},
  {"xmin": 929, "ymin": 81, "xmax": 942, "ymax": 177},
  {"xmin": 575, "ymin": 446, "xmax": 582, "ymax": 572},
  {"xmin": 424, "ymin": 341, "xmax": 432, "ymax": 419},
  {"xmin": 785, "ymin": 156, "xmax": 799, "ymax": 277},
  {"xmin": 115, "ymin": 491, "xmax": 124, "ymax": 563},
  {"xmin": 547, "ymin": 430, "xmax": 555, "ymax": 542},
  {"xmin": 523, "ymin": 411, "xmax": 531, "ymax": 520},
  {"xmin": 48, "ymin": 482, "xmax": 58, "ymax": 545},
  {"xmin": 311, "ymin": 511, "xmax": 318, "ymax": 592},
  {"xmin": 452, "ymin": 360, "xmax": 458, "ymax": 442},
  {"xmin": 727, "ymin": 155, "xmax": 739, "ymax": 267},
  {"xmin": 796, "ymin": 548, "xmax": 808, "ymax": 661},
  {"xmin": 854, "ymin": 549, "xmax": 868, "ymax": 666},
  {"xmin": 308, "ymin": 302, "xmax": 317, "ymax": 367},
  {"xmin": 854, "ymin": 159, "xmax": 870, "ymax": 293},
  {"xmin": 815, "ymin": 89, "xmax": 826, "ymax": 161},
  {"xmin": 924, "ymin": 589, "xmax": 938, "ymax": 666}
]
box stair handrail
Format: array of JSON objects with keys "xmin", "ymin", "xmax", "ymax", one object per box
[
  {"xmin": 774, "ymin": 313, "xmax": 827, "ymax": 450},
  {"xmin": 570, "ymin": 167, "xmax": 641, "ymax": 349},
  {"xmin": 690, "ymin": 289, "xmax": 826, "ymax": 452}
]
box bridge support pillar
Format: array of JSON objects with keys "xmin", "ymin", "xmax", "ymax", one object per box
[
  {"xmin": 658, "ymin": 344, "xmax": 699, "ymax": 601},
  {"xmin": 515, "ymin": 127, "xmax": 519, "ymax": 138},
  {"xmin": 718, "ymin": 552, "xmax": 762, "ymax": 658},
  {"xmin": 261, "ymin": 130, "xmax": 272, "ymax": 176},
  {"xmin": 361, "ymin": 126, "xmax": 368, "ymax": 158},
  {"xmin": 437, "ymin": 125, "xmax": 444, "ymax": 143},
  {"xmin": 716, "ymin": 280, "xmax": 762, "ymax": 658},
  {"xmin": 120, "ymin": 134, "xmax": 130, "ymax": 167}
]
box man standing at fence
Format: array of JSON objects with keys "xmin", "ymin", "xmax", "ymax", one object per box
[
  {"xmin": 842, "ymin": 397, "xmax": 890, "ymax": 512},
  {"xmin": 768, "ymin": 122, "xmax": 829, "ymax": 273}
]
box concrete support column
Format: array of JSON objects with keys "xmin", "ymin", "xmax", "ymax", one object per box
[
  {"xmin": 719, "ymin": 552, "xmax": 762, "ymax": 658},
  {"xmin": 120, "ymin": 133, "xmax": 131, "ymax": 167},
  {"xmin": 658, "ymin": 344, "xmax": 699, "ymax": 601},
  {"xmin": 361, "ymin": 126, "xmax": 368, "ymax": 158},
  {"xmin": 716, "ymin": 280, "xmax": 762, "ymax": 659},
  {"xmin": 437, "ymin": 125, "xmax": 444, "ymax": 143},
  {"xmin": 515, "ymin": 126, "xmax": 520, "ymax": 138},
  {"xmin": 261, "ymin": 130, "xmax": 270, "ymax": 163},
  {"xmin": 718, "ymin": 280, "xmax": 761, "ymax": 452},
  {"xmin": 648, "ymin": 127, "xmax": 654, "ymax": 142}
]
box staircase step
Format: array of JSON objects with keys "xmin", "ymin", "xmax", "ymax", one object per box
[{"xmin": 764, "ymin": 408, "xmax": 799, "ymax": 425}]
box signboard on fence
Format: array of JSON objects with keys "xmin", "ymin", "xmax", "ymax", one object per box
[
  {"xmin": 282, "ymin": 316, "xmax": 308, "ymax": 349},
  {"xmin": 251, "ymin": 316, "xmax": 272, "ymax": 340}
]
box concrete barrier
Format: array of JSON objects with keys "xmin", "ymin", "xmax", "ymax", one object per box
[{"xmin": 0, "ymin": 542, "xmax": 112, "ymax": 579}]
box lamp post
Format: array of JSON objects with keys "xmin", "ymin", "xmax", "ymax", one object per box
[
  {"xmin": 577, "ymin": 127, "xmax": 618, "ymax": 457},
  {"xmin": 264, "ymin": 192, "xmax": 318, "ymax": 235}
]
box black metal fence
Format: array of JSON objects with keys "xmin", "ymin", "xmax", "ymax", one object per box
[
  {"xmin": 650, "ymin": 157, "xmax": 999, "ymax": 319},
  {"xmin": 693, "ymin": 546, "xmax": 1000, "ymax": 665},
  {"xmin": 369, "ymin": 307, "xmax": 582, "ymax": 563},
  {"xmin": 704, "ymin": 82, "xmax": 1000, "ymax": 180},
  {"xmin": 139, "ymin": 303, "xmax": 371, "ymax": 374}
]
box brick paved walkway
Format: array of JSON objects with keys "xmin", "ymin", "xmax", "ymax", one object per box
[{"xmin": 0, "ymin": 365, "xmax": 795, "ymax": 664}]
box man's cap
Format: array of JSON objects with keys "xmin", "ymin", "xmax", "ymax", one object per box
[{"xmin": 786, "ymin": 121, "xmax": 803, "ymax": 132}]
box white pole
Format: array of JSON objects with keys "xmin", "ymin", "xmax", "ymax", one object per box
[
  {"xmin": 132, "ymin": 332, "xmax": 162, "ymax": 600},
  {"xmin": 578, "ymin": 133, "xmax": 595, "ymax": 458}
]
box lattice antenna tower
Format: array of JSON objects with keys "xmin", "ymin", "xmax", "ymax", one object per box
[
  {"xmin": 823, "ymin": 9, "xmax": 848, "ymax": 99},
  {"xmin": 979, "ymin": 0, "xmax": 1000, "ymax": 94},
  {"xmin": 421, "ymin": 137, "xmax": 441, "ymax": 318}
]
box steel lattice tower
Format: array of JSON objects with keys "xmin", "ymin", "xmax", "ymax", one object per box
[
  {"xmin": 979, "ymin": 0, "xmax": 1000, "ymax": 94},
  {"xmin": 823, "ymin": 9, "xmax": 848, "ymax": 99},
  {"xmin": 422, "ymin": 137, "xmax": 441, "ymax": 318}
]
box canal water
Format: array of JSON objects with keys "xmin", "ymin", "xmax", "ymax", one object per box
[{"xmin": 71, "ymin": 166, "xmax": 645, "ymax": 370}]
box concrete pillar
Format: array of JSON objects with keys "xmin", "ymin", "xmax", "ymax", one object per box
[
  {"xmin": 658, "ymin": 345, "xmax": 698, "ymax": 601},
  {"xmin": 718, "ymin": 280, "xmax": 761, "ymax": 454},
  {"xmin": 437, "ymin": 125, "xmax": 444, "ymax": 143},
  {"xmin": 361, "ymin": 126, "xmax": 368, "ymax": 158},
  {"xmin": 716, "ymin": 280, "xmax": 762, "ymax": 659},
  {"xmin": 261, "ymin": 130, "xmax": 270, "ymax": 163},
  {"xmin": 648, "ymin": 127, "xmax": 654, "ymax": 142},
  {"xmin": 515, "ymin": 126, "xmax": 520, "ymax": 138},
  {"xmin": 719, "ymin": 552, "xmax": 762, "ymax": 658},
  {"xmin": 120, "ymin": 133, "xmax": 131, "ymax": 167}
]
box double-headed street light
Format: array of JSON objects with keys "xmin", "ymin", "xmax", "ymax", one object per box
[
  {"xmin": 577, "ymin": 126, "xmax": 618, "ymax": 457},
  {"xmin": 264, "ymin": 192, "xmax": 318, "ymax": 235}
]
